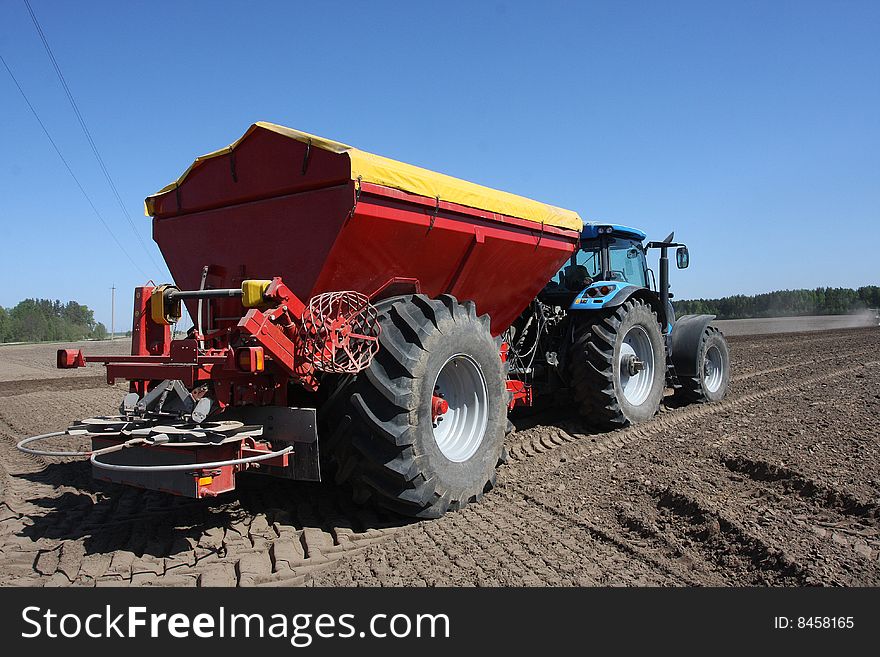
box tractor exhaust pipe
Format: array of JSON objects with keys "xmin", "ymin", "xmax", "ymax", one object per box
[
  {"xmin": 647, "ymin": 231, "xmax": 675, "ymax": 334},
  {"xmin": 659, "ymin": 245, "xmax": 669, "ymax": 331}
]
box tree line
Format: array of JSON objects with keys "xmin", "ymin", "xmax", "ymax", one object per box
[
  {"xmin": 1, "ymin": 287, "xmax": 877, "ymax": 342},
  {"xmin": 0, "ymin": 299, "xmax": 107, "ymax": 343},
  {"xmin": 673, "ymin": 286, "xmax": 880, "ymax": 320}
]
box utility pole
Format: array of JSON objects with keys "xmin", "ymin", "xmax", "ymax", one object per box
[{"xmin": 110, "ymin": 284, "xmax": 115, "ymax": 340}]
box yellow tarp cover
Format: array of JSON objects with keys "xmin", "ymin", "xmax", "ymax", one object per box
[{"xmin": 145, "ymin": 122, "xmax": 583, "ymax": 232}]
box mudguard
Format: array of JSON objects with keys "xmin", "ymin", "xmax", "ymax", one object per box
[
  {"xmin": 670, "ymin": 314, "xmax": 717, "ymax": 376},
  {"xmin": 570, "ymin": 282, "xmax": 667, "ymax": 328}
]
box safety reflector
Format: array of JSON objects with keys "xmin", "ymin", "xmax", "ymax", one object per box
[{"xmin": 236, "ymin": 347, "xmax": 265, "ymax": 372}]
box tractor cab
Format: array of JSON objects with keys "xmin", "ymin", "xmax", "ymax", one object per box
[
  {"xmin": 570, "ymin": 223, "xmax": 649, "ymax": 288},
  {"xmin": 543, "ymin": 223, "xmax": 650, "ymax": 304},
  {"xmin": 548, "ymin": 222, "xmax": 691, "ymax": 334}
]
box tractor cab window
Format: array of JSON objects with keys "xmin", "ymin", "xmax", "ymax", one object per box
[
  {"xmin": 607, "ymin": 238, "xmax": 647, "ymax": 287},
  {"xmin": 574, "ymin": 245, "xmax": 602, "ymax": 279},
  {"xmin": 556, "ymin": 243, "xmax": 602, "ymax": 291}
]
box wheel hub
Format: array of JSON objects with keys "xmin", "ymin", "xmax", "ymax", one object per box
[
  {"xmin": 431, "ymin": 390, "xmax": 449, "ymax": 426},
  {"xmin": 626, "ymin": 355, "xmax": 645, "ymax": 376}
]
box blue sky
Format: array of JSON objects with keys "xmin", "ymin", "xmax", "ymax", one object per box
[{"xmin": 1, "ymin": 0, "xmax": 878, "ymax": 329}]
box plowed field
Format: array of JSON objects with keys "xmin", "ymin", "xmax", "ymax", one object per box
[{"xmin": 1, "ymin": 328, "xmax": 878, "ymax": 586}]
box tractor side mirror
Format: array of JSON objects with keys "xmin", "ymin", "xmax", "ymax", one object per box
[{"xmin": 676, "ymin": 246, "xmax": 690, "ymax": 269}]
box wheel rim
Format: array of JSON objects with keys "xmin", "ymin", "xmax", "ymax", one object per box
[
  {"xmin": 431, "ymin": 354, "xmax": 489, "ymax": 462},
  {"xmin": 704, "ymin": 344, "xmax": 724, "ymax": 393},
  {"xmin": 619, "ymin": 325, "xmax": 655, "ymax": 406}
]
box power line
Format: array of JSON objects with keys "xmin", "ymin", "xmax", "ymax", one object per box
[
  {"xmin": 1, "ymin": 53, "xmax": 149, "ymax": 279},
  {"xmin": 23, "ymin": 0, "xmax": 163, "ymax": 273}
]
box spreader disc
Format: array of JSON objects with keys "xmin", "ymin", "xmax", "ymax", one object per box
[
  {"xmin": 127, "ymin": 420, "xmax": 263, "ymax": 445},
  {"xmin": 68, "ymin": 416, "xmax": 141, "ymax": 435}
]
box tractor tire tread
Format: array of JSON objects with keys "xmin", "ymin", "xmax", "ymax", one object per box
[
  {"xmin": 568, "ymin": 298, "xmax": 663, "ymax": 429},
  {"xmin": 324, "ymin": 294, "xmax": 504, "ymax": 519}
]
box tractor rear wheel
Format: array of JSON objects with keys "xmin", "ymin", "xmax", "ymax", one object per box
[
  {"xmin": 568, "ymin": 298, "xmax": 666, "ymax": 429},
  {"xmin": 324, "ymin": 294, "xmax": 507, "ymax": 518},
  {"xmin": 675, "ymin": 325, "xmax": 730, "ymax": 403}
]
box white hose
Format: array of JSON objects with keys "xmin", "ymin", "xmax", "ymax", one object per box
[
  {"xmin": 90, "ymin": 445, "xmax": 293, "ymax": 472},
  {"xmin": 17, "ymin": 431, "xmax": 97, "ymax": 457},
  {"xmin": 18, "ymin": 432, "xmax": 149, "ymax": 457},
  {"xmin": 17, "ymin": 431, "xmax": 292, "ymax": 474}
]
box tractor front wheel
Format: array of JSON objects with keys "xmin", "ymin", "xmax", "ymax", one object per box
[{"xmin": 568, "ymin": 298, "xmax": 666, "ymax": 429}]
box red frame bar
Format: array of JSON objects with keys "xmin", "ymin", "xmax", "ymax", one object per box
[
  {"xmin": 106, "ymin": 363, "xmax": 217, "ymax": 387},
  {"xmin": 506, "ymin": 379, "xmax": 533, "ymax": 410},
  {"xmin": 83, "ymin": 354, "xmax": 228, "ymax": 365}
]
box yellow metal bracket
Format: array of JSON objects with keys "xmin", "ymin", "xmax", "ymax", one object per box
[
  {"xmin": 150, "ymin": 284, "xmax": 181, "ymax": 325},
  {"xmin": 241, "ymin": 280, "xmax": 272, "ymax": 308}
]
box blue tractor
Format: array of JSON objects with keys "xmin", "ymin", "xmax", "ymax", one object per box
[{"xmin": 507, "ymin": 222, "xmax": 730, "ymax": 428}]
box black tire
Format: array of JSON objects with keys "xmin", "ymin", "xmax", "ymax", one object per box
[
  {"xmin": 675, "ymin": 326, "xmax": 730, "ymax": 403},
  {"xmin": 568, "ymin": 298, "xmax": 666, "ymax": 429},
  {"xmin": 324, "ymin": 294, "xmax": 507, "ymax": 518}
]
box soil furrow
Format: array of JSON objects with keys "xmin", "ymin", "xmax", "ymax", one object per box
[{"xmin": 0, "ymin": 327, "xmax": 877, "ymax": 586}]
